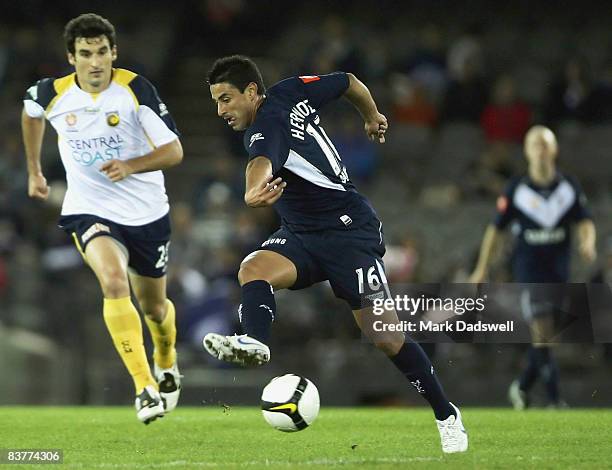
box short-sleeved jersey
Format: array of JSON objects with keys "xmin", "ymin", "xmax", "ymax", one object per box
[
  {"xmin": 493, "ymin": 173, "xmax": 591, "ymax": 282},
  {"xmin": 23, "ymin": 68, "xmax": 179, "ymax": 225},
  {"xmin": 244, "ymin": 72, "xmax": 376, "ymax": 232}
]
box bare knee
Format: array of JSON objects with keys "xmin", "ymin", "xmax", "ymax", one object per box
[
  {"xmin": 238, "ymin": 259, "xmax": 269, "ymax": 286},
  {"xmin": 237, "ymin": 250, "xmax": 297, "ymax": 289},
  {"xmin": 98, "ymin": 268, "xmax": 129, "ymax": 298},
  {"xmin": 140, "ymin": 299, "xmax": 167, "ymax": 323}
]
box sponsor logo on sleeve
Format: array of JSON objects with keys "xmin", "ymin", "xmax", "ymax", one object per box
[
  {"xmin": 299, "ymin": 75, "xmax": 320, "ymax": 83},
  {"xmin": 249, "ymin": 133, "xmax": 265, "ymax": 147}
]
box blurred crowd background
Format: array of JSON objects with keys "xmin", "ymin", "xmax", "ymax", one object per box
[{"xmin": 1, "ymin": 0, "xmax": 611, "ymax": 407}]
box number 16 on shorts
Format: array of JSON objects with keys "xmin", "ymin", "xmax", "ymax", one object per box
[{"xmin": 356, "ymin": 260, "xmax": 390, "ymax": 298}]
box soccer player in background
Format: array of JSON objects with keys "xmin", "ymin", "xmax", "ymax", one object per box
[
  {"xmin": 470, "ymin": 125, "xmax": 596, "ymax": 408},
  {"xmin": 21, "ymin": 13, "xmax": 183, "ymax": 424},
  {"xmin": 203, "ymin": 55, "xmax": 468, "ymax": 453}
]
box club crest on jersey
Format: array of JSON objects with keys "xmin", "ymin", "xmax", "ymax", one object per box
[
  {"xmin": 249, "ymin": 133, "xmax": 265, "ymax": 147},
  {"xmin": 65, "ymin": 113, "xmax": 77, "ymax": 126},
  {"xmin": 106, "ymin": 111, "xmax": 120, "ymax": 127}
]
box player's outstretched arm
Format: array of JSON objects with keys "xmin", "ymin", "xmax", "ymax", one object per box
[
  {"xmin": 576, "ymin": 219, "xmax": 596, "ymax": 263},
  {"xmin": 469, "ymin": 225, "xmax": 501, "ymax": 283},
  {"xmin": 100, "ymin": 138, "xmax": 183, "ymax": 182},
  {"xmin": 244, "ymin": 156, "xmax": 286, "ymax": 208},
  {"xmin": 343, "ymin": 73, "xmax": 388, "ymax": 143},
  {"xmin": 21, "ymin": 109, "xmax": 50, "ymax": 201}
]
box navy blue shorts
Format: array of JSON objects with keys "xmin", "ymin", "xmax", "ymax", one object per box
[
  {"xmin": 519, "ymin": 284, "xmax": 593, "ymax": 341},
  {"xmin": 259, "ymin": 217, "xmax": 389, "ymax": 309},
  {"xmin": 58, "ymin": 213, "xmax": 171, "ymax": 278}
]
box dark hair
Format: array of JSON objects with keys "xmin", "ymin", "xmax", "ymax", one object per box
[
  {"xmin": 64, "ymin": 13, "xmax": 116, "ymax": 54},
  {"xmin": 207, "ymin": 55, "xmax": 266, "ymax": 95}
]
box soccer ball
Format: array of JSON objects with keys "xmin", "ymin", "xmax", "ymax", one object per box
[{"xmin": 261, "ymin": 374, "xmax": 320, "ymax": 432}]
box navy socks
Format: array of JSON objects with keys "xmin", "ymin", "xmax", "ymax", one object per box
[
  {"xmin": 238, "ymin": 280, "xmax": 276, "ymax": 343},
  {"xmin": 519, "ymin": 346, "xmax": 559, "ymax": 404},
  {"xmin": 390, "ymin": 340, "xmax": 454, "ymax": 420},
  {"xmin": 519, "ymin": 346, "xmax": 541, "ymax": 392}
]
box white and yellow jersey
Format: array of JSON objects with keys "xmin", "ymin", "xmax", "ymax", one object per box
[{"xmin": 23, "ymin": 68, "xmax": 179, "ymax": 225}]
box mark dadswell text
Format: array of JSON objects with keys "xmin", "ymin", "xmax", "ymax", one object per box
[{"xmin": 373, "ymin": 320, "xmax": 515, "ymax": 333}]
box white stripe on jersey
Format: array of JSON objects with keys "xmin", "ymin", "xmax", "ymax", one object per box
[
  {"xmin": 284, "ymin": 149, "xmax": 346, "ymax": 191},
  {"xmin": 513, "ymin": 181, "xmax": 575, "ymax": 228},
  {"xmin": 375, "ymin": 259, "xmax": 392, "ymax": 300},
  {"xmin": 305, "ymin": 123, "xmax": 343, "ymax": 177}
]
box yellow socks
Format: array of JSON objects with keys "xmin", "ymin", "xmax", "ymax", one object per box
[
  {"xmin": 103, "ymin": 297, "xmax": 156, "ymax": 394},
  {"xmin": 144, "ymin": 299, "xmax": 177, "ymax": 369}
]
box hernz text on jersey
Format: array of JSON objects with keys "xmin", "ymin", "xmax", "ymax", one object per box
[{"xmin": 289, "ymin": 99, "xmax": 317, "ymax": 140}]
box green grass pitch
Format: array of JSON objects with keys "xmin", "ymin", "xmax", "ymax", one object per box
[{"xmin": 0, "ymin": 407, "xmax": 609, "ymax": 469}]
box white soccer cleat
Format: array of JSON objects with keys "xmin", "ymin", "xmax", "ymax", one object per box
[
  {"xmin": 436, "ymin": 402, "xmax": 468, "ymax": 453},
  {"xmin": 135, "ymin": 385, "xmax": 165, "ymax": 425},
  {"xmin": 202, "ymin": 333, "xmax": 270, "ymax": 366},
  {"xmin": 508, "ymin": 380, "xmax": 528, "ymax": 410},
  {"xmin": 155, "ymin": 362, "xmax": 182, "ymax": 413}
]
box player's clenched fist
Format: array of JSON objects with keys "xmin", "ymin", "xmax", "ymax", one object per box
[
  {"xmin": 364, "ymin": 112, "xmax": 388, "ymax": 143},
  {"xmin": 244, "ymin": 175, "xmax": 287, "ymax": 208},
  {"xmin": 100, "ymin": 159, "xmax": 133, "ymax": 182},
  {"xmin": 28, "ymin": 173, "xmax": 50, "ymax": 200}
]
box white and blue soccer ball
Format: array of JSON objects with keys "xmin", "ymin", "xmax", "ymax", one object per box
[{"xmin": 261, "ymin": 374, "xmax": 320, "ymax": 432}]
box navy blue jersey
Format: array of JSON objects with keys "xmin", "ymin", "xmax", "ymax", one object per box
[
  {"xmin": 494, "ymin": 173, "xmax": 591, "ymax": 282},
  {"xmin": 243, "ymin": 72, "xmax": 376, "ymax": 232}
]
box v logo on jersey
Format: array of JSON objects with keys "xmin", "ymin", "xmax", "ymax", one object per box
[
  {"xmin": 514, "ymin": 181, "xmax": 575, "ymax": 228},
  {"xmin": 249, "ymin": 133, "xmax": 265, "ymax": 147}
]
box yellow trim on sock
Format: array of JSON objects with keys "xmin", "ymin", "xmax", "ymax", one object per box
[
  {"xmin": 144, "ymin": 299, "xmax": 177, "ymax": 369},
  {"xmin": 103, "ymin": 297, "xmax": 156, "ymax": 393}
]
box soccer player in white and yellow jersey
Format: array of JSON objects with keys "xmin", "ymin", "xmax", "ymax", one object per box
[{"xmin": 21, "ymin": 13, "xmax": 183, "ymax": 424}]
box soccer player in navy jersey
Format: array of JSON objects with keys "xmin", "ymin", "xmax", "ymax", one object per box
[
  {"xmin": 203, "ymin": 55, "xmax": 467, "ymax": 453},
  {"xmin": 470, "ymin": 125, "xmax": 596, "ymax": 408}
]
